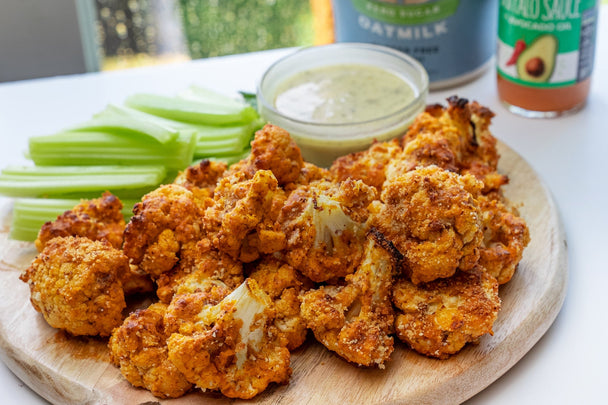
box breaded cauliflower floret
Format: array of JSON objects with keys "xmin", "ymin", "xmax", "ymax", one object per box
[
  {"xmin": 227, "ymin": 124, "xmax": 304, "ymax": 186},
  {"xmin": 173, "ymin": 159, "xmax": 227, "ymax": 195},
  {"xmin": 392, "ymin": 266, "xmax": 500, "ymax": 359},
  {"xmin": 369, "ymin": 165, "xmax": 483, "ymax": 284},
  {"xmin": 300, "ymin": 231, "xmax": 397, "ymax": 367},
  {"xmin": 478, "ymin": 195, "xmax": 530, "ymax": 284},
  {"xmin": 156, "ymin": 238, "xmax": 244, "ymax": 304},
  {"xmin": 248, "ymin": 124, "xmax": 304, "ymax": 186},
  {"xmin": 205, "ymin": 169, "xmax": 286, "ymax": 262},
  {"xmin": 166, "ymin": 278, "xmax": 291, "ymax": 399},
  {"xmin": 122, "ymin": 184, "xmax": 209, "ymax": 279},
  {"xmin": 330, "ymin": 138, "xmax": 402, "ymax": 191},
  {"xmin": 401, "ymin": 97, "xmax": 507, "ymax": 195},
  {"xmin": 249, "ymin": 257, "xmax": 313, "ymax": 350},
  {"xmin": 35, "ymin": 191, "xmax": 125, "ymax": 251},
  {"xmin": 278, "ymin": 179, "xmax": 376, "ymax": 282},
  {"xmin": 109, "ymin": 302, "xmax": 192, "ymax": 399},
  {"xmin": 20, "ymin": 236, "xmax": 127, "ymax": 336}
]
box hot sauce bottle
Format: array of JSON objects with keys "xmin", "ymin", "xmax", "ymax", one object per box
[{"xmin": 497, "ymin": 0, "xmax": 599, "ymax": 118}]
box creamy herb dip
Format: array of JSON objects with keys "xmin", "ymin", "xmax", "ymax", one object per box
[{"xmin": 273, "ymin": 64, "xmax": 415, "ymax": 124}]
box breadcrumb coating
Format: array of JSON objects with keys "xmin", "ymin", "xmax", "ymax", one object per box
[
  {"xmin": 329, "ymin": 138, "xmax": 402, "ymax": 191},
  {"xmin": 109, "ymin": 302, "xmax": 193, "ymax": 398},
  {"xmin": 173, "ymin": 159, "xmax": 227, "ymax": 195},
  {"xmin": 392, "ymin": 266, "xmax": 500, "ymax": 359},
  {"xmin": 205, "ymin": 169, "xmax": 286, "ymax": 262},
  {"xmin": 248, "ymin": 124, "xmax": 305, "ymax": 186},
  {"xmin": 156, "ymin": 237, "xmax": 244, "ymax": 304},
  {"xmin": 20, "ymin": 236, "xmax": 127, "ymax": 336},
  {"xmin": 300, "ymin": 232, "xmax": 397, "ymax": 367},
  {"xmin": 478, "ymin": 195, "xmax": 530, "ymax": 284},
  {"xmin": 249, "ymin": 257, "xmax": 312, "ymax": 350},
  {"xmin": 122, "ymin": 184, "xmax": 209, "ymax": 279},
  {"xmin": 35, "ymin": 191, "xmax": 125, "ymax": 251},
  {"xmin": 278, "ymin": 179, "xmax": 375, "ymax": 282},
  {"xmin": 166, "ymin": 279, "xmax": 291, "ymax": 399},
  {"xmin": 370, "ymin": 165, "xmax": 483, "ymax": 284}
]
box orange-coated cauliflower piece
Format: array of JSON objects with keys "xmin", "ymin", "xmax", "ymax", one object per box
[
  {"xmin": 35, "ymin": 191, "xmax": 125, "ymax": 251},
  {"xmin": 401, "ymin": 97, "xmax": 507, "ymax": 195},
  {"xmin": 166, "ymin": 278, "xmax": 291, "ymax": 399},
  {"xmin": 330, "ymin": 138, "xmax": 402, "ymax": 191},
  {"xmin": 122, "ymin": 184, "xmax": 209, "ymax": 280},
  {"xmin": 300, "ymin": 231, "xmax": 397, "ymax": 367},
  {"xmin": 173, "ymin": 159, "xmax": 227, "ymax": 195},
  {"xmin": 109, "ymin": 302, "xmax": 193, "ymax": 399},
  {"xmin": 278, "ymin": 179, "xmax": 376, "ymax": 282},
  {"xmin": 156, "ymin": 238, "xmax": 244, "ymax": 304},
  {"xmin": 392, "ymin": 266, "xmax": 500, "ymax": 359},
  {"xmin": 227, "ymin": 124, "xmax": 304, "ymax": 186},
  {"xmin": 20, "ymin": 236, "xmax": 127, "ymax": 336},
  {"xmin": 205, "ymin": 169, "xmax": 286, "ymax": 262},
  {"xmin": 369, "ymin": 165, "xmax": 483, "ymax": 284},
  {"xmin": 478, "ymin": 195, "xmax": 530, "ymax": 284},
  {"xmin": 249, "ymin": 257, "xmax": 312, "ymax": 350}
]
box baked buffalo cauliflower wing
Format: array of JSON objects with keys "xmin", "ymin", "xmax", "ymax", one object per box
[
  {"xmin": 20, "ymin": 236, "xmax": 127, "ymax": 336},
  {"xmin": 173, "ymin": 159, "xmax": 227, "ymax": 195},
  {"xmin": 122, "ymin": 184, "xmax": 209, "ymax": 280},
  {"xmin": 401, "ymin": 97, "xmax": 507, "ymax": 195},
  {"xmin": 300, "ymin": 231, "xmax": 398, "ymax": 367},
  {"xmin": 35, "ymin": 191, "xmax": 125, "ymax": 251},
  {"xmin": 249, "ymin": 257, "xmax": 312, "ymax": 350},
  {"xmin": 156, "ymin": 237, "xmax": 244, "ymax": 304},
  {"xmin": 109, "ymin": 302, "xmax": 193, "ymax": 398},
  {"xmin": 205, "ymin": 169, "xmax": 286, "ymax": 263},
  {"xmin": 278, "ymin": 179, "xmax": 376, "ymax": 282},
  {"xmin": 329, "ymin": 138, "xmax": 402, "ymax": 191},
  {"xmin": 226, "ymin": 124, "xmax": 304, "ymax": 187},
  {"xmin": 248, "ymin": 124, "xmax": 304, "ymax": 186},
  {"xmin": 392, "ymin": 266, "xmax": 500, "ymax": 359},
  {"xmin": 166, "ymin": 278, "xmax": 291, "ymax": 399},
  {"xmin": 369, "ymin": 165, "xmax": 483, "ymax": 284},
  {"xmin": 478, "ymin": 195, "xmax": 530, "ymax": 284}
]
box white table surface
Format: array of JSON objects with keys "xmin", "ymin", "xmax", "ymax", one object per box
[{"xmin": 0, "ymin": 8, "xmax": 607, "ymax": 405}]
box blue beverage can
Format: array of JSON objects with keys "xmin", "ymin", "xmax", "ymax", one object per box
[{"xmin": 330, "ymin": 0, "xmax": 498, "ymax": 89}]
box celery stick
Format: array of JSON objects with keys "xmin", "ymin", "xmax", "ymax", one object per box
[
  {"xmin": 125, "ymin": 93, "xmax": 257, "ymax": 125},
  {"xmin": 29, "ymin": 131, "xmax": 196, "ymax": 170},
  {"xmin": 179, "ymin": 85, "xmax": 251, "ymax": 109},
  {"xmin": 1, "ymin": 165, "xmax": 165, "ymax": 176},
  {"xmin": 194, "ymin": 136, "xmax": 250, "ymax": 159},
  {"xmin": 68, "ymin": 115, "xmax": 178, "ymax": 144},
  {"xmin": 0, "ymin": 165, "xmax": 166, "ymax": 198},
  {"xmin": 208, "ymin": 148, "xmax": 251, "ymax": 166},
  {"xmin": 103, "ymin": 104, "xmax": 261, "ymax": 144}
]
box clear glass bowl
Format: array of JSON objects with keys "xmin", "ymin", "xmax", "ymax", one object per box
[{"xmin": 257, "ymin": 43, "xmax": 429, "ymax": 167}]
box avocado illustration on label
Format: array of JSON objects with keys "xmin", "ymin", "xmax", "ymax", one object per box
[{"xmin": 516, "ymin": 34, "xmax": 558, "ymax": 83}]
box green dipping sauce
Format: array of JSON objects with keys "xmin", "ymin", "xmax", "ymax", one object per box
[{"xmin": 273, "ymin": 64, "xmax": 415, "ymax": 124}]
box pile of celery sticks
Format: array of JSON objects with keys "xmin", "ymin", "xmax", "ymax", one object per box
[{"xmin": 0, "ymin": 86, "xmax": 263, "ymax": 241}]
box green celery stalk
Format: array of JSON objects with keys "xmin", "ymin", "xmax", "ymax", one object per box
[
  {"xmin": 0, "ymin": 165, "xmax": 166, "ymax": 198},
  {"xmin": 67, "ymin": 114, "xmax": 178, "ymax": 144},
  {"xmin": 178, "ymin": 85, "xmax": 251, "ymax": 109},
  {"xmin": 28, "ymin": 130, "xmax": 196, "ymax": 170},
  {"xmin": 125, "ymin": 93, "xmax": 258, "ymax": 125},
  {"xmin": 207, "ymin": 148, "xmax": 251, "ymax": 166}
]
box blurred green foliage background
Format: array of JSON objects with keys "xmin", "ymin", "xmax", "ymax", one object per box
[
  {"xmin": 96, "ymin": 0, "xmax": 315, "ymax": 70},
  {"xmin": 178, "ymin": 0, "xmax": 314, "ymax": 58}
]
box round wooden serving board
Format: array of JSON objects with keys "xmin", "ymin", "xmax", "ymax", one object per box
[{"xmin": 0, "ymin": 142, "xmax": 567, "ymax": 405}]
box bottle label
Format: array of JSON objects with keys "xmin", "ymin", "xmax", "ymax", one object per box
[
  {"xmin": 331, "ymin": 0, "xmax": 498, "ymax": 84},
  {"xmin": 497, "ymin": 0, "xmax": 598, "ymax": 88}
]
